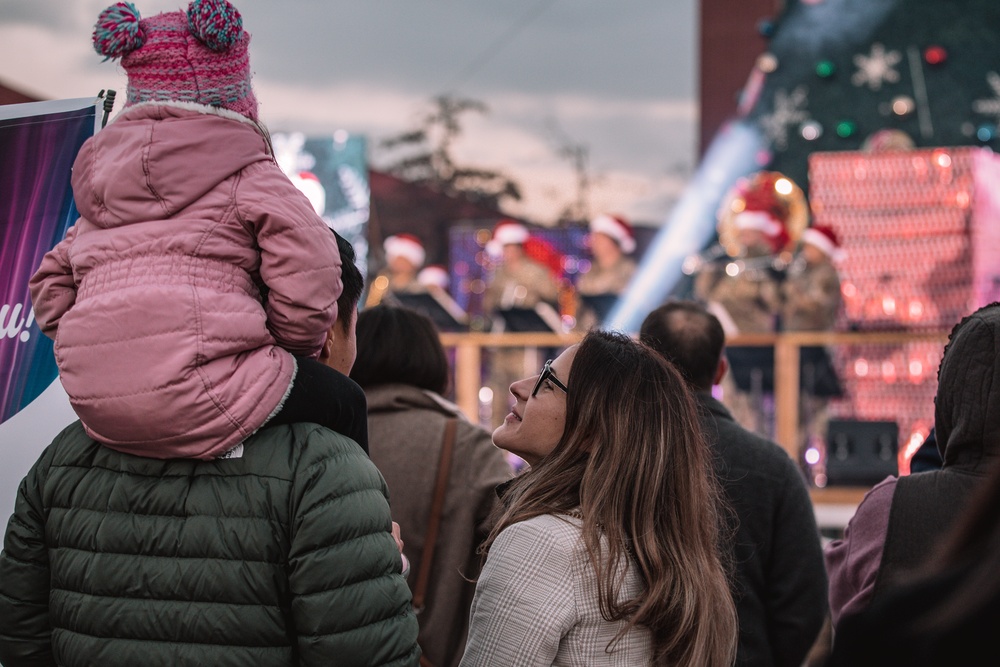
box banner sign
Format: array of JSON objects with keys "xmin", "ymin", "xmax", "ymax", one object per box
[
  {"xmin": 272, "ymin": 131, "xmax": 370, "ymax": 276},
  {"xmin": 0, "ymin": 97, "xmax": 98, "ymax": 516}
]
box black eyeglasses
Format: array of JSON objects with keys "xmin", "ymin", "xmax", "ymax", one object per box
[{"xmin": 531, "ymin": 359, "xmax": 569, "ymax": 397}]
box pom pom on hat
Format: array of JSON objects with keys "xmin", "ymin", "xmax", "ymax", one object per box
[
  {"xmin": 801, "ymin": 224, "xmax": 845, "ymax": 261},
  {"xmin": 418, "ymin": 265, "xmax": 450, "ymax": 290},
  {"xmin": 589, "ymin": 213, "xmax": 636, "ymax": 254},
  {"xmin": 93, "ymin": 2, "xmax": 144, "ymax": 60},
  {"xmin": 384, "ymin": 234, "xmax": 426, "ymax": 268},
  {"xmin": 187, "ymin": 0, "xmax": 243, "ymax": 51},
  {"xmin": 101, "ymin": 0, "xmax": 258, "ymax": 120}
]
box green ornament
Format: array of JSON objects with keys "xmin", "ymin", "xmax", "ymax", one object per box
[
  {"xmin": 816, "ymin": 60, "xmax": 836, "ymax": 78},
  {"xmin": 836, "ymin": 120, "xmax": 857, "ymax": 138}
]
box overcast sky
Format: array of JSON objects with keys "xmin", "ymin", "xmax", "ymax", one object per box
[{"xmin": 0, "ymin": 0, "xmax": 698, "ymax": 224}]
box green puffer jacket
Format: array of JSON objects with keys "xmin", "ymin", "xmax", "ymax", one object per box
[{"xmin": 0, "ymin": 421, "xmax": 420, "ymax": 667}]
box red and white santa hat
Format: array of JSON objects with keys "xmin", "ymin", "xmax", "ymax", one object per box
[
  {"xmin": 384, "ymin": 233, "xmax": 426, "ymax": 268},
  {"xmin": 800, "ymin": 224, "xmax": 845, "ymax": 261},
  {"xmin": 589, "ymin": 214, "xmax": 636, "ymax": 254},
  {"xmin": 486, "ymin": 219, "xmax": 530, "ymax": 257},
  {"xmin": 417, "ymin": 265, "xmax": 450, "ymax": 290},
  {"xmin": 289, "ymin": 171, "xmax": 326, "ymax": 217}
]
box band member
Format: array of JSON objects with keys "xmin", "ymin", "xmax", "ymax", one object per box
[
  {"xmin": 575, "ymin": 213, "xmax": 637, "ymax": 329},
  {"xmin": 365, "ymin": 233, "xmax": 426, "ymax": 307}
]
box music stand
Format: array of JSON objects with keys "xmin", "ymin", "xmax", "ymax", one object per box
[
  {"xmin": 393, "ymin": 291, "xmax": 469, "ymax": 332},
  {"xmin": 494, "ymin": 303, "xmax": 562, "ymax": 333},
  {"xmin": 579, "ymin": 293, "xmax": 619, "ymax": 324}
]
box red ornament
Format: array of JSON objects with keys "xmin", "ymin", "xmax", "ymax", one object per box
[{"xmin": 924, "ymin": 45, "xmax": 947, "ymax": 66}]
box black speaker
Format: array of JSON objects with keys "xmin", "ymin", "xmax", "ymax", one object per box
[{"xmin": 825, "ymin": 419, "xmax": 899, "ymax": 486}]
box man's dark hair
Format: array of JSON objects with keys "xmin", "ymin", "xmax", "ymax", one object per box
[
  {"xmin": 350, "ymin": 305, "xmax": 449, "ymax": 395},
  {"xmin": 334, "ymin": 231, "xmax": 364, "ymax": 332},
  {"xmin": 639, "ymin": 300, "xmax": 725, "ymax": 391}
]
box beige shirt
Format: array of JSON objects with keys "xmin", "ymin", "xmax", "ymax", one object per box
[{"xmin": 460, "ymin": 513, "xmax": 654, "ymax": 667}]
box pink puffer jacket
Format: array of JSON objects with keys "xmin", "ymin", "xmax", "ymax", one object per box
[{"xmin": 29, "ymin": 103, "xmax": 342, "ymax": 459}]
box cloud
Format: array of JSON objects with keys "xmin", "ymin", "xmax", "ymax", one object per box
[{"xmin": 0, "ymin": 0, "xmax": 697, "ymax": 224}]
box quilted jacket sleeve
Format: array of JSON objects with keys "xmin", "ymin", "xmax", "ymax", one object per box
[
  {"xmin": 0, "ymin": 449, "xmax": 56, "ymax": 667},
  {"xmin": 288, "ymin": 426, "xmax": 420, "ymax": 666},
  {"xmin": 235, "ymin": 164, "xmax": 342, "ymax": 358},
  {"xmin": 28, "ymin": 225, "xmax": 79, "ymax": 339}
]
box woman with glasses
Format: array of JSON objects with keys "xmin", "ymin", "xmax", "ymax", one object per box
[{"xmin": 460, "ymin": 330, "xmax": 738, "ymax": 667}]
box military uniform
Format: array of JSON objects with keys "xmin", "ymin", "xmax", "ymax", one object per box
[
  {"xmin": 781, "ymin": 256, "xmax": 844, "ymax": 451},
  {"xmin": 695, "ymin": 244, "xmax": 782, "ymax": 435},
  {"xmin": 575, "ymin": 256, "xmax": 636, "ymax": 330}
]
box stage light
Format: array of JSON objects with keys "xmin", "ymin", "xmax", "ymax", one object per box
[{"xmin": 603, "ymin": 120, "xmax": 767, "ymax": 332}]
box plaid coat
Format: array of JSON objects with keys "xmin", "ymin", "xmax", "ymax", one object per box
[{"xmin": 460, "ymin": 513, "xmax": 653, "ymax": 666}]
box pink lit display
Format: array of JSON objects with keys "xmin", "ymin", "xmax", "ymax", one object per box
[{"xmin": 809, "ymin": 147, "xmax": 1000, "ymax": 471}]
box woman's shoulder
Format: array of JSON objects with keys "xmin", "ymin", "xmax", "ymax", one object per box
[{"xmin": 497, "ymin": 513, "xmax": 584, "ymax": 551}]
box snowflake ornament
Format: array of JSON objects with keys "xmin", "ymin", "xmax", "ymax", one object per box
[
  {"xmin": 758, "ymin": 86, "xmax": 810, "ymax": 150},
  {"xmin": 852, "ymin": 43, "xmax": 902, "ymax": 91},
  {"xmin": 972, "ymin": 71, "xmax": 1000, "ymax": 123}
]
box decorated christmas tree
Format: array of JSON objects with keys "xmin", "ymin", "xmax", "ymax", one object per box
[{"xmin": 742, "ymin": 0, "xmax": 1000, "ymax": 193}]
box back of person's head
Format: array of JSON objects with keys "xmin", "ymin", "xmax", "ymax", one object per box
[
  {"xmin": 639, "ymin": 300, "xmax": 725, "ymax": 392},
  {"xmin": 334, "ymin": 231, "xmax": 364, "ymax": 333},
  {"xmin": 93, "ymin": 0, "xmax": 259, "ymax": 120},
  {"xmin": 491, "ymin": 329, "xmax": 737, "ymax": 666},
  {"xmin": 934, "ymin": 301, "xmax": 1000, "ymax": 467},
  {"xmin": 351, "ymin": 305, "xmax": 448, "ymax": 395}
]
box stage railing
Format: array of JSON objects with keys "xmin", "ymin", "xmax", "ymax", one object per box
[{"xmin": 439, "ymin": 330, "xmax": 950, "ymax": 509}]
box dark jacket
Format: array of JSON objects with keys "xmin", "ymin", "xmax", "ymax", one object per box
[
  {"xmin": 697, "ymin": 393, "xmax": 828, "ymax": 667},
  {"xmin": 0, "ymin": 421, "xmax": 420, "ymax": 667},
  {"xmin": 873, "ymin": 305, "xmax": 1000, "ymax": 597}
]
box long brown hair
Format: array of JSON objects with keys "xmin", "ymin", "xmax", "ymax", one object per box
[{"xmin": 482, "ymin": 330, "xmax": 737, "ymax": 666}]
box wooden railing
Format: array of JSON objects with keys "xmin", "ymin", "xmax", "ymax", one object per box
[{"xmin": 439, "ymin": 330, "xmax": 951, "ymax": 508}]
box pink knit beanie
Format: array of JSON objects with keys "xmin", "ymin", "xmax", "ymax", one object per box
[{"xmin": 93, "ymin": 0, "xmax": 258, "ymax": 120}]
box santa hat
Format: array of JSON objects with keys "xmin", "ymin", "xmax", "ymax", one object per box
[
  {"xmin": 801, "ymin": 224, "xmax": 845, "ymax": 261},
  {"xmin": 384, "ymin": 234, "xmax": 426, "ymax": 268},
  {"xmin": 486, "ymin": 219, "xmax": 530, "ymax": 257},
  {"xmin": 733, "ymin": 179, "xmax": 788, "ymax": 238},
  {"xmin": 589, "ymin": 214, "xmax": 636, "ymax": 254},
  {"xmin": 93, "ymin": 0, "xmax": 259, "ymax": 120},
  {"xmin": 417, "ymin": 265, "xmax": 450, "ymax": 290},
  {"xmin": 289, "ymin": 171, "xmax": 326, "ymax": 216}
]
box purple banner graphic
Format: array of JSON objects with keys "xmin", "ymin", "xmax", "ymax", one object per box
[{"xmin": 0, "ymin": 100, "xmax": 96, "ymax": 426}]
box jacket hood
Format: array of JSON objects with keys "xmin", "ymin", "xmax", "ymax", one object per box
[
  {"xmin": 934, "ymin": 302, "xmax": 1000, "ymax": 471},
  {"xmin": 364, "ymin": 383, "xmax": 465, "ymax": 419},
  {"xmin": 73, "ymin": 102, "xmax": 271, "ymax": 226}
]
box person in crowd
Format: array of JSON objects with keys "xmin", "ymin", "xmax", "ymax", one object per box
[
  {"xmin": 694, "ymin": 184, "xmax": 786, "ymax": 435},
  {"xmin": 418, "ymin": 264, "xmax": 452, "ymax": 293},
  {"xmin": 28, "ymin": 0, "xmax": 368, "ymax": 458},
  {"xmin": 482, "ymin": 219, "xmax": 561, "ymax": 428},
  {"xmin": 350, "ymin": 305, "xmax": 513, "ymax": 667},
  {"xmin": 575, "ymin": 213, "xmax": 637, "ymax": 329},
  {"xmin": 365, "ymin": 233, "xmax": 427, "ymax": 307},
  {"xmin": 780, "ymin": 224, "xmax": 845, "ymax": 453},
  {"xmin": 824, "ymin": 301, "xmax": 1000, "ymax": 628},
  {"xmin": 640, "ymin": 300, "xmax": 828, "ymax": 667},
  {"xmin": 460, "ymin": 330, "xmax": 738, "ymax": 667},
  {"xmin": 826, "ymin": 440, "xmax": 1000, "ymax": 666},
  {"xmin": 0, "ymin": 235, "xmax": 419, "ymax": 666}
]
